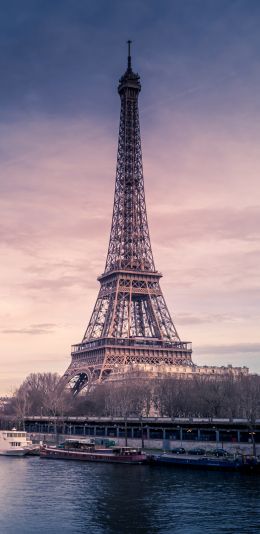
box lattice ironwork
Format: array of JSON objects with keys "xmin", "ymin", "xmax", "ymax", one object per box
[
  {"xmin": 105, "ymin": 56, "xmax": 154, "ymax": 273},
  {"xmin": 62, "ymin": 43, "xmax": 193, "ymax": 394}
]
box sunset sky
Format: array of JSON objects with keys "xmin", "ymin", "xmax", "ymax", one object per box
[{"xmin": 1, "ymin": 0, "xmax": 260, "ymax": 394}]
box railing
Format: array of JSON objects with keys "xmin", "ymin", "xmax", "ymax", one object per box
[{"xmin": 71, "ymin": 337, "xmax": 192, "ymax": 354}]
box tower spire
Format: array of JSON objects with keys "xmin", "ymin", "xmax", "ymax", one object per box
[{"xmin": 127, "ymin": 39, "xmax": 132, "ymax": 70}]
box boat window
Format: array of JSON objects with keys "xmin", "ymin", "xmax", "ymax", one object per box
[{"xmin": 7, "ymin": 433, "xmax": 25, "ymax": 438}]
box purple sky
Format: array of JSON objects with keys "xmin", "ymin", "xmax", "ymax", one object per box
[{"xmin": 1, "ymin": 0, "xmax": 260, "ymax": 394}]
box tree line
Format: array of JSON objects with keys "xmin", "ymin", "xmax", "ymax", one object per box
[{"xmin": 1, "ymin": 371, "xmax": 260, "ymax": 422}]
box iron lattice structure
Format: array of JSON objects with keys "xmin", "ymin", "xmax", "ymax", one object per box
[{"xmin": 63, "ymin": 43, "xmax": 192, "ymax": 394}]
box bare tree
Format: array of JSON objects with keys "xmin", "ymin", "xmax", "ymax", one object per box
[
  {"xmin": 12, "ymin": 387, "xmax": 32, "ymax": 429},
  {"xmin": 9, "ymin": 371, "xmax": 260, "ymax": 421},
  {"xmin": 239, "ymin": 375, "xmax": 260, "ymax": 421},
  {"xmin": 11, "ymin": 373, "xmax": 68, "ymax": 419}
]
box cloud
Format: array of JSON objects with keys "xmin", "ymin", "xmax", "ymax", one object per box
[
  {"xmin": 196, "ymin": 343, "xmax": 260, "ymax": 355},
  {"xmin": 0, "ymin": 117, "xmax": 113, "ymax": 271},
  {"xmin": 22, "ymin": 275, "xmax": 99, "ymax": 294},
  {"xmin": 2, "ymin": 323, "xmax": 56, "ymax": 335},
  {"xmin": 25, "ymin": 275, "xmax": 84, "ymax": 291},
  {"xmin": 193, "ymin": 343, "xmax": 260, "ymax": 372},
  {"xmin": 176, "ymin": 313, "xmax": 251, "ymax": 325},
  {"xmin": 151, "ymin": 206, "xmax": 260, "ymax": 244}
]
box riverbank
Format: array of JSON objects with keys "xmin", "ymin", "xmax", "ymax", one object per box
[
  {"xmin": 1, "ymin": 415, "xmax": 259, "ymax": 455},
  {"xmin": 28, "ymin": 433, "xmax": 259, "ymax": 456},
  {"xmin": 23, "ymin": 415, "xmax": 260, "ymax": 456}
]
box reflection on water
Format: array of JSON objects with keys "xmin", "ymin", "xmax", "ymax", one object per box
[{"xmin": 0, "ymin": 457, "xmax": 259, "ymax": 533}]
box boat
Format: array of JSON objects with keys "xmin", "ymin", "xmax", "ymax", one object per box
[
  {"xmin": 40, "ymin": 438, "xmax": 147, "ymax": 464},
  {"xmin": 0, "ymin": 428, "xmax": 37, "ymax": 456},
  {"xmin": 150, "ymin": 452, "xmax": 260, "ymax": 473}
]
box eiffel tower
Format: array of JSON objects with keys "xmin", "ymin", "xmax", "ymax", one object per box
[{"xmin": 63, "ymin": 42, "xmax": 192, "ymax": 394}]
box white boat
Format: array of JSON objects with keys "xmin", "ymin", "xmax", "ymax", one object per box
[{"xmin": 0, "ymin": 428, "xmax": 35, "ymax": 456}]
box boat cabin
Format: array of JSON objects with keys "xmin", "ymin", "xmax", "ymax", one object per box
[
  {"xmin": 111, "ymin": 447, "xmax": 141, "ymax": 455},
  {"xmin": 0, "ymin": 429, "xmax": 33, "ymax": 455}
]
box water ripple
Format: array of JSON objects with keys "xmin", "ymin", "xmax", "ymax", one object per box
[{"xmin": 0, "ymin": 458, "xmax": 259, "ymax": 533}]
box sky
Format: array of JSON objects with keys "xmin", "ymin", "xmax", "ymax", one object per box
[{"xmin": 1, "ymin": 0, "xmax": 260, "ymax": 394}]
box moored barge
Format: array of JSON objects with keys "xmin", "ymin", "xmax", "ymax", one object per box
[
  {"xmin": 40, "ymin": 439, "xmax": 147, "ymax": 464},
  {"xmin": 150, "ymin": 452, "xmax": 260, "ymax": 473}
]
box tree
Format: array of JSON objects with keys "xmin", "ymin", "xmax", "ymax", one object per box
[
  {"xmin": 239, "ymin": 375, "xmax": 260, "ymax": 421},
  {"xmin": 11, "ymin": 373, "xmax": 69, "ymax": 418}
]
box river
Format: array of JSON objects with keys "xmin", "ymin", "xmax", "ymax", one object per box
[{"xmin": 0, "ymin": 457, "xmax": 259, "ymax": 533}]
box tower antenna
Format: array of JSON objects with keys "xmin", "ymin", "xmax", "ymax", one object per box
[{"xmin": 127, "ymin": 39, "xmax": 132, "ymax": 69}]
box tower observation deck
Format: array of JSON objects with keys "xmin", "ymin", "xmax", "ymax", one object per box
[{"xmin": 62, "ymin": 43, "xmax": 193, "ymax": 394}]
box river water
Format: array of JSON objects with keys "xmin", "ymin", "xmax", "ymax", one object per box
[{"xmin": 0, "ymin": 457, "xmax": 259, "ymax": 534}]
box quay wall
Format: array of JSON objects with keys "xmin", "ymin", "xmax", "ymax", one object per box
[
  {"xmin": 1, "ymin": 416, "xmax": 259, "ymax": 454},
  {"xmin": 17, "ymin": 416, "xmax": 259, "ymax": 455},
  {"xmin": 28, "ymin": 432, "xmax": 259, "ymax": 455}
]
